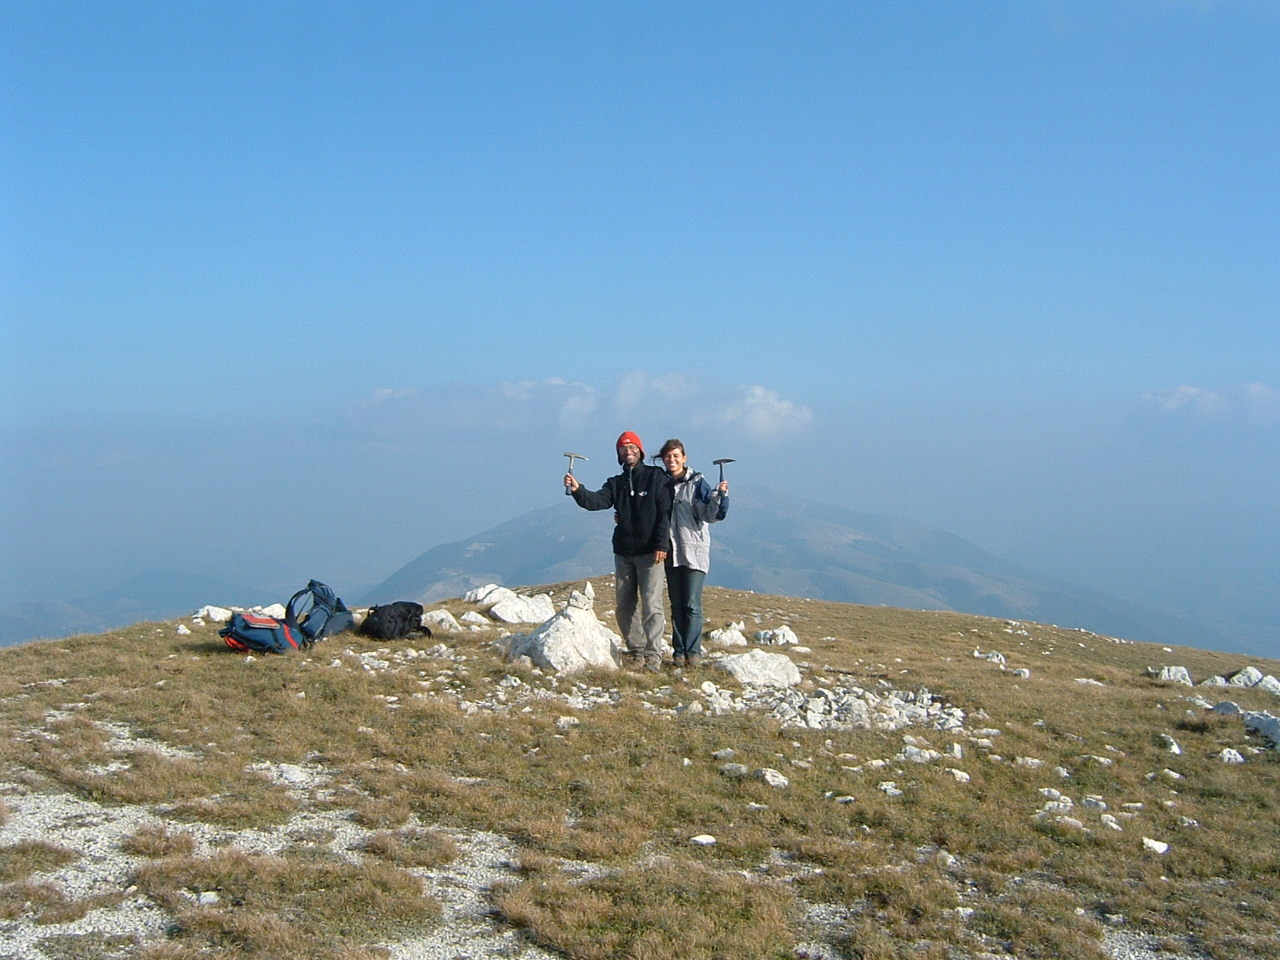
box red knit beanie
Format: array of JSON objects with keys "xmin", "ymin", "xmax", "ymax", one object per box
[{"xmin": 616, "ymin": 431, "xmax": 643, "ymax": 454}]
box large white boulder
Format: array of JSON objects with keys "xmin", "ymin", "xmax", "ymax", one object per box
[
  {"xmin": 1228, "ymin": 666, "xmax": 1265, "ymax": 688},
  {"xmin": 1242, "ymin": 711, "xmax": 1280, "ymax": 750},
  {"xmin": 504, "ymin": 590, "xmax": 621, "ymax": 674},
  {"xmin": 490, "ymin": 593, "xmax": 556, "ymax": 625},
  {"xmin": 1150, "ymin": 665, "xmax": 1193, "ymax": 686},
  {"xmin": 714, "ymin": 648, "xmax": 801, "ymax": 688},
  {"xmin": 464, "ymin": 583, "xmax": 513, "ymax": 605}
]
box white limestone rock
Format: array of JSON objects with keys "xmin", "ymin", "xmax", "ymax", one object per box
[
  {"xmin": 194, "ymin": 605, "xmax": 233, "ymax": 623},
  {"xmin": 490, "ymin": 592, "xmax": 556, "ymax": 625},
  {"xmin": 503, "ymin": 594, "xmax": 621, "ymax": 674},
  {"xmin": 708, "ymin": 621, "xmax": 749, "ymax": 647},
  {"xmin": 1242, "ymin": 711, "xmax": 1280, "ymax": 750},
  {"xmin": 1149, "ymin": 666, "xmax": 1193, "ymax": 686},
  {"xmin": 1142, "ymin": 837, "xmax": 1170, "ymax": 855},
  {"xmin": 1227, "ymin": 666, "xmax": 1264, "ymax": 688},
  {"xmin": 754, "ymin": 768, "xmax": 790, "ymax": 788},
  {"xmin": 754, "ymin": 625, "xmax": 799, "ymax": 645},
  {"xmin": 464, "ymin": 583, "xmax": 511, "ymax": 605},
  {"xmin": 714, "ymin": 648, "xmax": 802, "ymax": 688},
  {"xmin": 423, "ymin": 608, "xmax": 462, "ymax": 633}
]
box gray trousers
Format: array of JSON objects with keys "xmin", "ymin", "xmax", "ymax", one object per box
[{"xmin": 614, "ymin": 553, "xmax": 666, "ymax": 663}]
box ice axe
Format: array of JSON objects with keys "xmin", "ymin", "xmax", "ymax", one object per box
[
  {"xmin": 563, "ymin": 451, "xmax": 588, "ymax": 495},
  {"xmin": 712, "ymin": 458, "xmax": 735, "ymax": 484}
]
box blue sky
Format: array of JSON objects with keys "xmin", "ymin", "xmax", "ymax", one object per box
[{"xmin": 2, "ymin": 2, "xmax": 1277, "ymax": 651}]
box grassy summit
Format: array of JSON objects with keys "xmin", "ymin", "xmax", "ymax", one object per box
[{"xmin": 0, "ymin": 580, "xmax": 1277, "ymax": 960}]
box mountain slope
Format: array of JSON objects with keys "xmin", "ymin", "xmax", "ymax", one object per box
[
  {"xmin": 364, "ymin": 487, "xmax": 1239, "ymax": 652},
  {"xmin": 0, "ymin": 569, "xmax": 275, "ymax": 648}
]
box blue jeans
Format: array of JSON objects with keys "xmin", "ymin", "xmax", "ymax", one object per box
[
  {"xmin": 665, "ymin": 564, "xmax": 706, "ymax": 659},
  {"xmin": 614, "ymin": 553, "xmax": 666, "ymax": 663}
]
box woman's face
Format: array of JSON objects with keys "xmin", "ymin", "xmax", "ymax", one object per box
[{"xmin": 661, "ymin": 447, "xmax": 687, "ymax": 476}]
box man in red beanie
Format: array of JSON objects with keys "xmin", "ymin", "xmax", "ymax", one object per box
[{"xmin": 565, "ymin": 431, "xmax": 673, "ymax": 672}]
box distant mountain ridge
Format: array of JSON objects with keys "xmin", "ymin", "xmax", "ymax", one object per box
[
  {"xmin": 1, "ymin": 570, "xmax": 277, "ymax": 649},
  {"xmin": 2, "ymin": 489, "xmax": 1252, "ymax": 655},
  {"xmin": 364, "ymin": 487, "xmax": 1243, "ymax": 654}
]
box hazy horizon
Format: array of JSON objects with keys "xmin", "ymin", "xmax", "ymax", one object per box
[{"xmin": 3, "ymin": 3, "xmax": 1277, "ymax": 657}]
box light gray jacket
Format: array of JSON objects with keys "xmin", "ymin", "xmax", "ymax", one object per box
[{"xmin": 667, "ymin": 468, "xmax": 729, "ymax": 573}]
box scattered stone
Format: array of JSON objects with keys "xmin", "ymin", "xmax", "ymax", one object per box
[
  {"xmin": 1217, "ymin": 748, "xmax": 1246, "ymax": 764},
  {"xmin": 754, "ymin": 768, "xmax": 790, "ymax": 788},
  {"xmin": 1227, "ymin": 666, "xmax": 1264, "ymax": 688},
  {"xmin": 719, "ymin": 763, "xmax": 749, "ymax": 779},
  {"xmin": 1142, "ymin": 837, "xmax": 1170, "ymax": 855},
  {"xmin": 1149, "ymin": 666, "xmax": 1192, "ymax": 686},
  {"xmin": 707, "ymin": 621, "xmax": 749, "ymax": 646},
  {"xmin": 973, "ymin": 648, "xmax": 1006, "ymax": 666},
  {"xmin": 194, "ymin": 605, "xmax": 234, "ymax": 622},
  {"xmin": 753, "ymin": 625, "xmax": 799, "ymax": 645},
  {"xmin": 423, "ymin": 608, "xmax": 463, "ymax": 632},
  {"xmin": 714, "ymin": 648, "xmax": 802, "ymax": 688},
  {"xmin": 1158, "ymin": 734, "xmax": 1182, "ymax": 755},
  {"xmin": 878, "ymin": 781, "xmax": 903, "ymax": 798},
  {"xmin": 1242, "ymin": 711, "xmax": 1280, "ymax": 749},
  {"xmin": 689, "ymin": 834, "xmax": 717, "ymax": 846}
]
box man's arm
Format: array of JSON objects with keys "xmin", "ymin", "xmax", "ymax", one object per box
[
  {"xmin": 652, "ymin": 469, "xmax": 673, "ymax": 563},
  {"xmin": 571, "ymin": 476, "xmax": 616, "ymax": 511}
]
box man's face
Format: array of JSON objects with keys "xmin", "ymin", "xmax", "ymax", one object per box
[{"xmin": 619, "ymin": 443, "xmax": 642, "ymax": 466}]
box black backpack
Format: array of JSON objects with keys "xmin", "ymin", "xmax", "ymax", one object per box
[{"xmin": 359, "ymin": 601, "xmax": 431, "ymax": 640}]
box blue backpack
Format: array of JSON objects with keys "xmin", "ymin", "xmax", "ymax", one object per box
[
  {"xmin": 220, "ymin": 580, "xmax": 353, "ymax": 654},
  {"xmin": 286, "ymin": 579, "xmax": 354, "ymax": 642},
  {"xmin": 220, "ymin": 612, "xmax": 304, "ymax": 654}
]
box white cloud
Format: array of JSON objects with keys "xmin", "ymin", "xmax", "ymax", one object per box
[
  {"xmin": 346, "ymin": 375, "xmax": 814, "ymax": 448},
  {"xmin": 612, "ymin": 370, "xmax": 698, "ymax": 419},
  {"xmin": 1142, "ymin": 383, "xmax": 1278, "ymax": 426},
  {"xmin": 347, "ymin": 379, "xmax": 598, "ymax": 438},
  {"xmin": 1144, "ymin": 384, "xmax": 1227, "ymax": 416},
  {"xmin": 712, "ymin": 385, "xmax": 814, "ymax": 440}
]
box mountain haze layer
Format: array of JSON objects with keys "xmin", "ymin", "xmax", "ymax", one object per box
[{"xmin": 366, "ymin": 488, "xmax": 1247, "ymax": 655}]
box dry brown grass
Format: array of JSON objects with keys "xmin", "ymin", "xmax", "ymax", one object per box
[
  {"xmin": 1, "ymin": 581, "xmax": 1277, "ymax": 959},
  {"xmin": 494, "ymin": 856, "xmax": 794, "ymax": 960}
]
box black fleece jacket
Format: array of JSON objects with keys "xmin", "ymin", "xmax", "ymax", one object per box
[{"xmin": 571, "ymin": 461, "xmax": 673, "ymax": 557}]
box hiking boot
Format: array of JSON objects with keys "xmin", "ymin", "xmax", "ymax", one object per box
[
  {"xmin": 645, "ymin": 659, "xmax": 663, "ymax": 673},
  {"xmin": 672, "ymin": 654, "xmax": 686, "ymax": 668},
  {"xmin": 685, "ymin": 655, "xmax": 702, "ymax": 669},
  {"xmin": 624, "ymin": 653, "xmax": 644, "ymax": 671}
]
